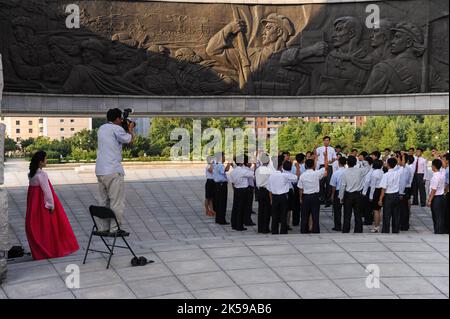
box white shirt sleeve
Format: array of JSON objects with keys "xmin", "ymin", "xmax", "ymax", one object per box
[
  {"xmin": 297, "ymin": 177, "xmax": 304, "ymax": 190},
  {"xmin": 330, "ymin": 173, "xmax": 337, "ymax": 188},
  {"xmin": 429, "ymin": 175, "xmax": 439, "ymax": 191},
  {"xmin": 115, "ymin": 126, "xmax": 132, "ymax": 144},
  {"xmin": 379, "ymin": 173, "xmax": 388, "ymax": 190},
  {"xmin": 37, "ymin": 171, "xmax": 54, "ymax": 210}
]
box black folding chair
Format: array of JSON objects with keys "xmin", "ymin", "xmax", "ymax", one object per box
[{"xmin": 83, "ymin": 205, "xmax": 137, "ymax": 269}]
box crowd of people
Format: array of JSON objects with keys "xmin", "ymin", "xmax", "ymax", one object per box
[{"xmin": 205, "ymin": 136, "xmax": 450, "ymax": 235}]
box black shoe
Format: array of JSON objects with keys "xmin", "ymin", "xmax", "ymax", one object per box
[
  {"xmin": 363, "ymin": 221, "xmax": 373, "ymax": 226},
  {"xmin": 236, "ymin": 227, "xmax": 247, "ymax": 231},
  {"xmin": 325, "ymin": 203, "xmax": 331, "ymax": 208},
  {"xmin": 114, "ymin": 229, "xmax": 130, "ymax": 236},
  {"xmin": 245, "ymin": 222, "xmax": 256, "ymax": 226},
  {"xmin": 217, "ymin": 221, "xmax": 230, "ymax": 225},
  {"xmin": 332, "ymin": 227, "xmax": 342, "ymax": 232},
  {"xmin": 251, "ymin": 211, "xmax": 257, "ymax": 215},
  {"xmin": 288, "ymin": 226, "xmax": 293, "ymax": 231}
]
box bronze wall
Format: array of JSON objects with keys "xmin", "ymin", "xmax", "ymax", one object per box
[{"xmin": 0, "ymin": 0, "xmax": 448, "ymax": 96}]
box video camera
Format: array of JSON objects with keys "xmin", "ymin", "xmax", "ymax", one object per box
[{"xmin": 122, "ymin": 108, "xmax": 136, "ymax": 133}]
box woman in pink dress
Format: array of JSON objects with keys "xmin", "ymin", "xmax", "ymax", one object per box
[{"xmin": 25, "ymin": 151, "xmax": 79, "ymax": 260}]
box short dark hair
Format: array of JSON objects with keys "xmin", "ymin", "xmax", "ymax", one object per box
[
  {"xmin": 107, "ymin": 108, "xmax": 122, "ymax": 122},
  {"xmin": 387, "ymin": 157, "xmax": 397, "ymax": 168},
  {"xmin": 365, "ymin": 156, "xmax": 374, "ymax": 166},
  {"xmin": 384, "ymin": 148, "xmax": 391, "ymax": 152},
  {"xmin": 408, "ymin": 147, "xmax": 415, "ymax": 152},
  {"xmin": 347, "ymin": 156, "xmax": 357, "ymax": 167},
  {"xmin": 359, "ymin": 151, "xmax": 368, "ymax": 157},
  {"xmin": 407, "ymin": 155, "xmax": 415, "ymax": 165},
  {"xmin": 432, "ymin": 159, "xmax": 443, "ymax": 170},
  {"xmin": 373, "ymin": 159, "xmax": 383, "ymax": 170},
  {"xmin": 335, "ymin": 145, "xmax": 342, "ymax": 150},
  {"xmin": 338, "ymin": 156, "xmax": 347, "ymax": 166},
  {"xmin": 295, "ymin": 153, "xmax": 305, "ymax": 163},
  {"xmin": 351, "ymin": 148, "xmax": 358, "ymax": 153},
  {"xmin": 305, "ymin": 159, "xmax": 315, "ymax": 169},
  {"xmin": 283, "ymin": 160, "xmax": 293, "ymax": 171},
  {"xmin": 416, "ymin": 147, "xmax": 424, "ymax": 152},
  {"xmin": 277, "ymin": 155, "xmax": 285, "ymax": 169},
  {"xmin": 323, "ymin": 136, "xmax": 331, "ymax": 141},
  {"xmin": 371, "ymin": 151, "xmax": 381, "ymax": 159}
]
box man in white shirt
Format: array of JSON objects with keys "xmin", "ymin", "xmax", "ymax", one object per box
[
  {"xmin": 95, "ymin": 108, "xmax": 135, "ymax": 233},
  {"xmin": 411, "ymin": 147, "xmax": 428, "ymax": 206},
  {"xmin": 428, "ymin": 159, "xmax": 446, "ymax": 234},
  {"xmin": 443, "ymin": 153, "xmax": 449, "ymax": 234},
  {"xmin": 298, "ymin": 152, "xmax": 328, "ymax": 234},
  {"xmin": 291, "ymin": 153, "xmax": 306, "ymax": 227},
  {"xmin": 316, "ymin": 136, "xmax": 336, "ymax": 206},
  {"xmin": 255, "ymin": 153, "xmax": 275, "ymax": 233},
  {"xmin": 330, "ymin": 156, "xmax": 347, "ymax": 231},
  {"xmin": 267, "ymin": 156, "xmax": 299, "ymax": 234},
  {"xmin": 378, "ymin": 157, "xmax": 402, "ymax": 233},
  {"xmin": 213, "ymin": 152, "xmax": 232, "ymax": 225},
  {"xmin": 230, "ymin": 155, "xmax": 255, "ymax": 231},
  {"xmin": 399, "ymin": 154, "xmax": 414, "ymax": 231}
]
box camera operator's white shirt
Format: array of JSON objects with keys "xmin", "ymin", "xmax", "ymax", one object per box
[{"xmin": 95, "ymin": 122, "xmax": 132, "ymax": 176}]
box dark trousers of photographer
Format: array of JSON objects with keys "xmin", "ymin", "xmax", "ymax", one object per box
[{"xmin": 96, "ymin": 173, "xmax": 125, "ymax": 232}]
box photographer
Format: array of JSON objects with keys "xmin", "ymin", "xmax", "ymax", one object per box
[{"xmin": 95, "ymin": 108, "xmax": 135, "ymax": 233}]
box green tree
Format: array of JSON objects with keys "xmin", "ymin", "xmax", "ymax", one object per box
[{"xmin": 4, "ymin": 137, "xmax": 18, "ymax": 153}]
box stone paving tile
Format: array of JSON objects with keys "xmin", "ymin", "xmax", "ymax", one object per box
[
  {"xmin": 73, "ymin": 283, "xmax": 136, "ymax": 299},
  {"xmin": 369, "ymin": 263, "xmax": 418, "ymax": 277},
  {"xmin": 334, "ymin": 278, "xmax": 395, "ymax": 297},
  {"xmin": 287, "ymin": 280, "xmax": 347, "ymax": 299},
  {"xmin": 349, "ymin": 252, "xmax": 403, "ymax": 264},
  {"xmin": 272, "ymin": 265, "xmax": 326, "ymax": 282},
  {"xmin": 4, "ymin": 264, "xmax": 60, "ymax": 284},
  {"xmin": 192, "ymin": 286, "xmax": 248, "ymax": 299},
  {"xmin": 33, "ymin": 292, "xmax": 76, "ymax": 299},
  {"xmin": 156, "ymin": 249, "xmax": 209, "ymax": 262},
  {"xmin": 259, "ymin": 254, "xmax": 312, "ymax": 267},
  {"xmin": 426, "ymin": 277, "xmax": 449, "ymax": 296},
  {"xmin": 395, "ymin": 252, "xmax": 448, "ymax": 263},
  {"xmin": 304, "ymin": 252, "xmax": 357, "ymax": 265},
  {"xmin": 408, "ymin": 263, "xmax": 449, "ymax": 277},
  {"xmin": 213, "ymin": 256, "xmax": 266, "ymax": 271},
  {"xmin": 241, "ymin": 282, "xmax": 299, "ymax": 299},
  {"xmin": 398, "ymin": 294, "xmax": 448, "ymax": 299},
  {"xmin": 226, "ymin": 268, "xmax": 281, "ymax": 285},
  {"xmin": 178, "ymin": 271, "xmax": 235, "ymax": 291},
  {"xmin": 149, "ymin": 292, "xmax": 195, "ymax": 299},
  {"xmin": 77, "ymin": 269, "xmax": 123, "ymax": 289},
  {"xmin": 294, "ymin": 243, "xmax": 345, "ymax": 254},
  {"xmin": 382, "ymin": 277, "xmax": 442, "ymax": 295},
  {"xmin": 127, "ymin": 276, "xmax": 187, "ymax": 298},
  {"xmin": 337, "ymin": 242, "xmax": 389, "ymax": 252},
  {"xmin": 2, "ymin": 277, "xmax": 68, "ymax": 299},
  {"xmin": 0, "ymin": 288, "xmax": 7, "ymax": 299},
  {"xmin": 166, "ymin": 259, "xmax": 220, "ymax": 275},
  {"xmin": 317, "ymin": 264, "xmax": 367, "ymax": 279},
  {"xmin": 383, "ymin": 242, "xmax": 436, "ymax": 252},
  {"xmin": 205, "ymin": 247, "xmax": 255, "ymax": 258},
  {"xmin": 116, "ymin": 263, "xmax": 173, "ymax": 281}
]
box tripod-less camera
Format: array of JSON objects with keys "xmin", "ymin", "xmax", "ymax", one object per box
[{"xmin": 122, "ymin": 108, "xmax": 136, "ymax": 133}]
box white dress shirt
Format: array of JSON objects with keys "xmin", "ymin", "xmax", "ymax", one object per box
[
  {"xmin": 205, "ymin": 164, "xmax": 214, "ymax": 180},
  {"xmin": 379, "ymin": 166, "xmax": 402, "ymax": 194},
  {"xmin": 316, "ymin": 146, "xmax": 336, "ymax": 166},
  {"xmin": 362, "ymin": 168, "xmax": 374, "ymax": 195},
  {"xmin": 339, "ymin": 165, "xmax": 372, "ymax": 200},
  {"xmin": 369, "ymin": 169, "xmax": 384, "ymax": 200},
  {"xmin": 230, "ymin": 166, "xmax": 254, "ymax": 189},
  {"xmin": 407, "ymin": 164, "xmax": 415, "ymax": 187},
  {"xmin": 429, "ymin": 171, "xmax": 446, "ymax": 196},
  {"xmin": 412, "ymin": 156, "xmax": 428, "ymax": 174},
  {"xmin": 297, "ymin": 168, "xmax": 326, "ymax": 194},
  {"xmin": 399, "ymin": 166, "xmax": 412, "ymax": 195},
  {"xmin": 330, "ymin": 168, "xmax": 345, "ymax": 192},
  {"xmin": 255, "ymin": 165, "xmax": 275, "ymax": 188},
  {"xmin": 267, "ymin": 171, "xmax": 298, "ymax": 195},
  {"xmin": 95, "ymin": 123, "xmax": 132, "ymax": 176}
]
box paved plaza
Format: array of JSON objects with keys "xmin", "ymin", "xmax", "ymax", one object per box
[{"xmin": 0, "ymin": 159, "xmax": 448, "ymax": 299}]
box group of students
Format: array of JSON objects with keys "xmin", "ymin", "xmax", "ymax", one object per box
[{"xmin": 205, "ymin": 136, "xmax": 450, "ymax": 235}]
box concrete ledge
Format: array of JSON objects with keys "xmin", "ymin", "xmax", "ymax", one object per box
[{"xmin": 1, "ymin": 92, "xmax": 448, "ymax": 117}]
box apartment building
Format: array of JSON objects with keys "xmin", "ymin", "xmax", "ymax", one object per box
[{"xmin": 0, "ymin": 117, "xmax": 92, "ymax": 141}]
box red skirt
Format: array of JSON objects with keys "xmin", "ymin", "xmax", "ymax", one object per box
[{"xmin": 25, "ymin": 182, "xmax": 79, "ymax": 260}]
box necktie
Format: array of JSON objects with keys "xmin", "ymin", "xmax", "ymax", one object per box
[{"xmin": 415, "ymin": 157, "xmax": 419, "ymax": 174}]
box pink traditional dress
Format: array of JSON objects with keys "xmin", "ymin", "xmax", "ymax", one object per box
[{"xmin": 25, "ymin": 168, "xmax": 79, "ymax": 260}]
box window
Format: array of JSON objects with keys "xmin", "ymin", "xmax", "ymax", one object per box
[
  {"xmin": 39, "ymin": 119, "xmax": 43, "ymax": 124},
  {"xmin": 16, "ymin": 120, "xmax": 20, "ymax": 125},
  {"xmin": 70, "ymin": 119, "xmax": 75, "ymax": 123},
  {"xmin": 16, "ymin": 129, "xmax": 20, "ymax": 134},
  {"xmin": 71, "ymin": 128, "xmax": 75, "ymax": 132},
  {"xmin": 39, "ymin": 127, "xmax": 43, "ymax": 133},
  {"xmin": 16, "ymin": 137, "xmax": 20, "ymax": 142},
  {"xmin": 60, "ymin": 119, "xmax": 64, "ymax": 123},
  {"xmin": 61, "ymin": 136, "xmax": 65, "ymax": 140},
  {"xmin": 60, "ymin": 128, "xmax": 64, "ymax": 132},
  {"xmin": 28, "ymin": 121, "xmax": 33, "ymax": 125},
  {"xmin": 29, "ymin": 129, "xmax": 33, "ymax": 133}
]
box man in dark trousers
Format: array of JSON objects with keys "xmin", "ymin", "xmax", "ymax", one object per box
[
  {"xmin": 291, "ymin": 153, "xmax": 305, "ymax": 226},
  {"xmin": 378, "ymin": 157, "xmax": 402, "ymax": 233},
  {"xmin": 230, "ymin": 155, "xmax": 254, "ymax": 231},
  {"xmin": 330, "ymin": 156, "xmax": 347, "ymax": 231},
  {"xmin": 267, "ymin": 156, "xmax": 299, "ymax": 234},
  {"xmin": 316, "ymin": 136, "xmax": 336, "ymax": 206},
  {"xmin": 213, "ymin": 152, "xmax": 231, "ymax": 225},
  {"xmin": 411, "ymin": 147, "xmax": 427, "ymax": 207},
  {"xmin": 255, "ymin": 153, "xmax": 274, "ymax": 233},
  {"xmin": 339, "ymin": 156, "xmax": 370, "ymax": 233},
  {"xmin": 427, "ymin": 159, "xmax": 447, "ymax": 234},
  {"xmin": 298, "ymin": 149, "xmax": 328, "ymax": 234}
]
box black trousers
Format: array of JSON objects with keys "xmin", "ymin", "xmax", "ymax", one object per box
[
  {"xmin": 231, "ymin": 188, "xmax": 247, "ymax": 230},
  {"xmin": 400, "ymin": 189, "xmax": 411, "ymax": 231},
  {"xmin": 362, "ymin": 188, "xmax": 373, "ymax": 224},
  {"xmin": 292, "ymin": 184, "xmax": 301, "ymax": 226},
  {"xmin": 257, "ymin": 187, "xmax": 271, "ymax": 233},
  {"xmin": 271, "ymin": 193, "xmax": 289, "ymax": 235},
  {"xmin": 319, "ymin": 165, "xmax": 333, "ymax": 203},
  {"xmin": 333, "ymin": 190, "xmax": 343, "ymax": 230},
  {"xmin": 382, "ymin": 193, "xmax": 401, "ymax": 233},
  {"xmin": 245, "ymin": 187, "xmax": 255, "ymax": 225},
  {"xmin": 445, "ymin": 193, "xmax": 449, "ymax": 234},
  {"xmin": 343, "ymin": 191, "xmax": 363, "ymax": 233},
  {"xmin": 431, "ymin": 195, "xmax": 446, "ymax": 234},
  {"xmin": 301, "ymin": 193, "xmax": 320, "ymax": 234},
  {"xmin": 214, "ymin": 182, "xmax": 228, "ymax": 224},
  {"xmin": 412, "ymin": 173, "xmax": 426, "ymax": 206}
]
